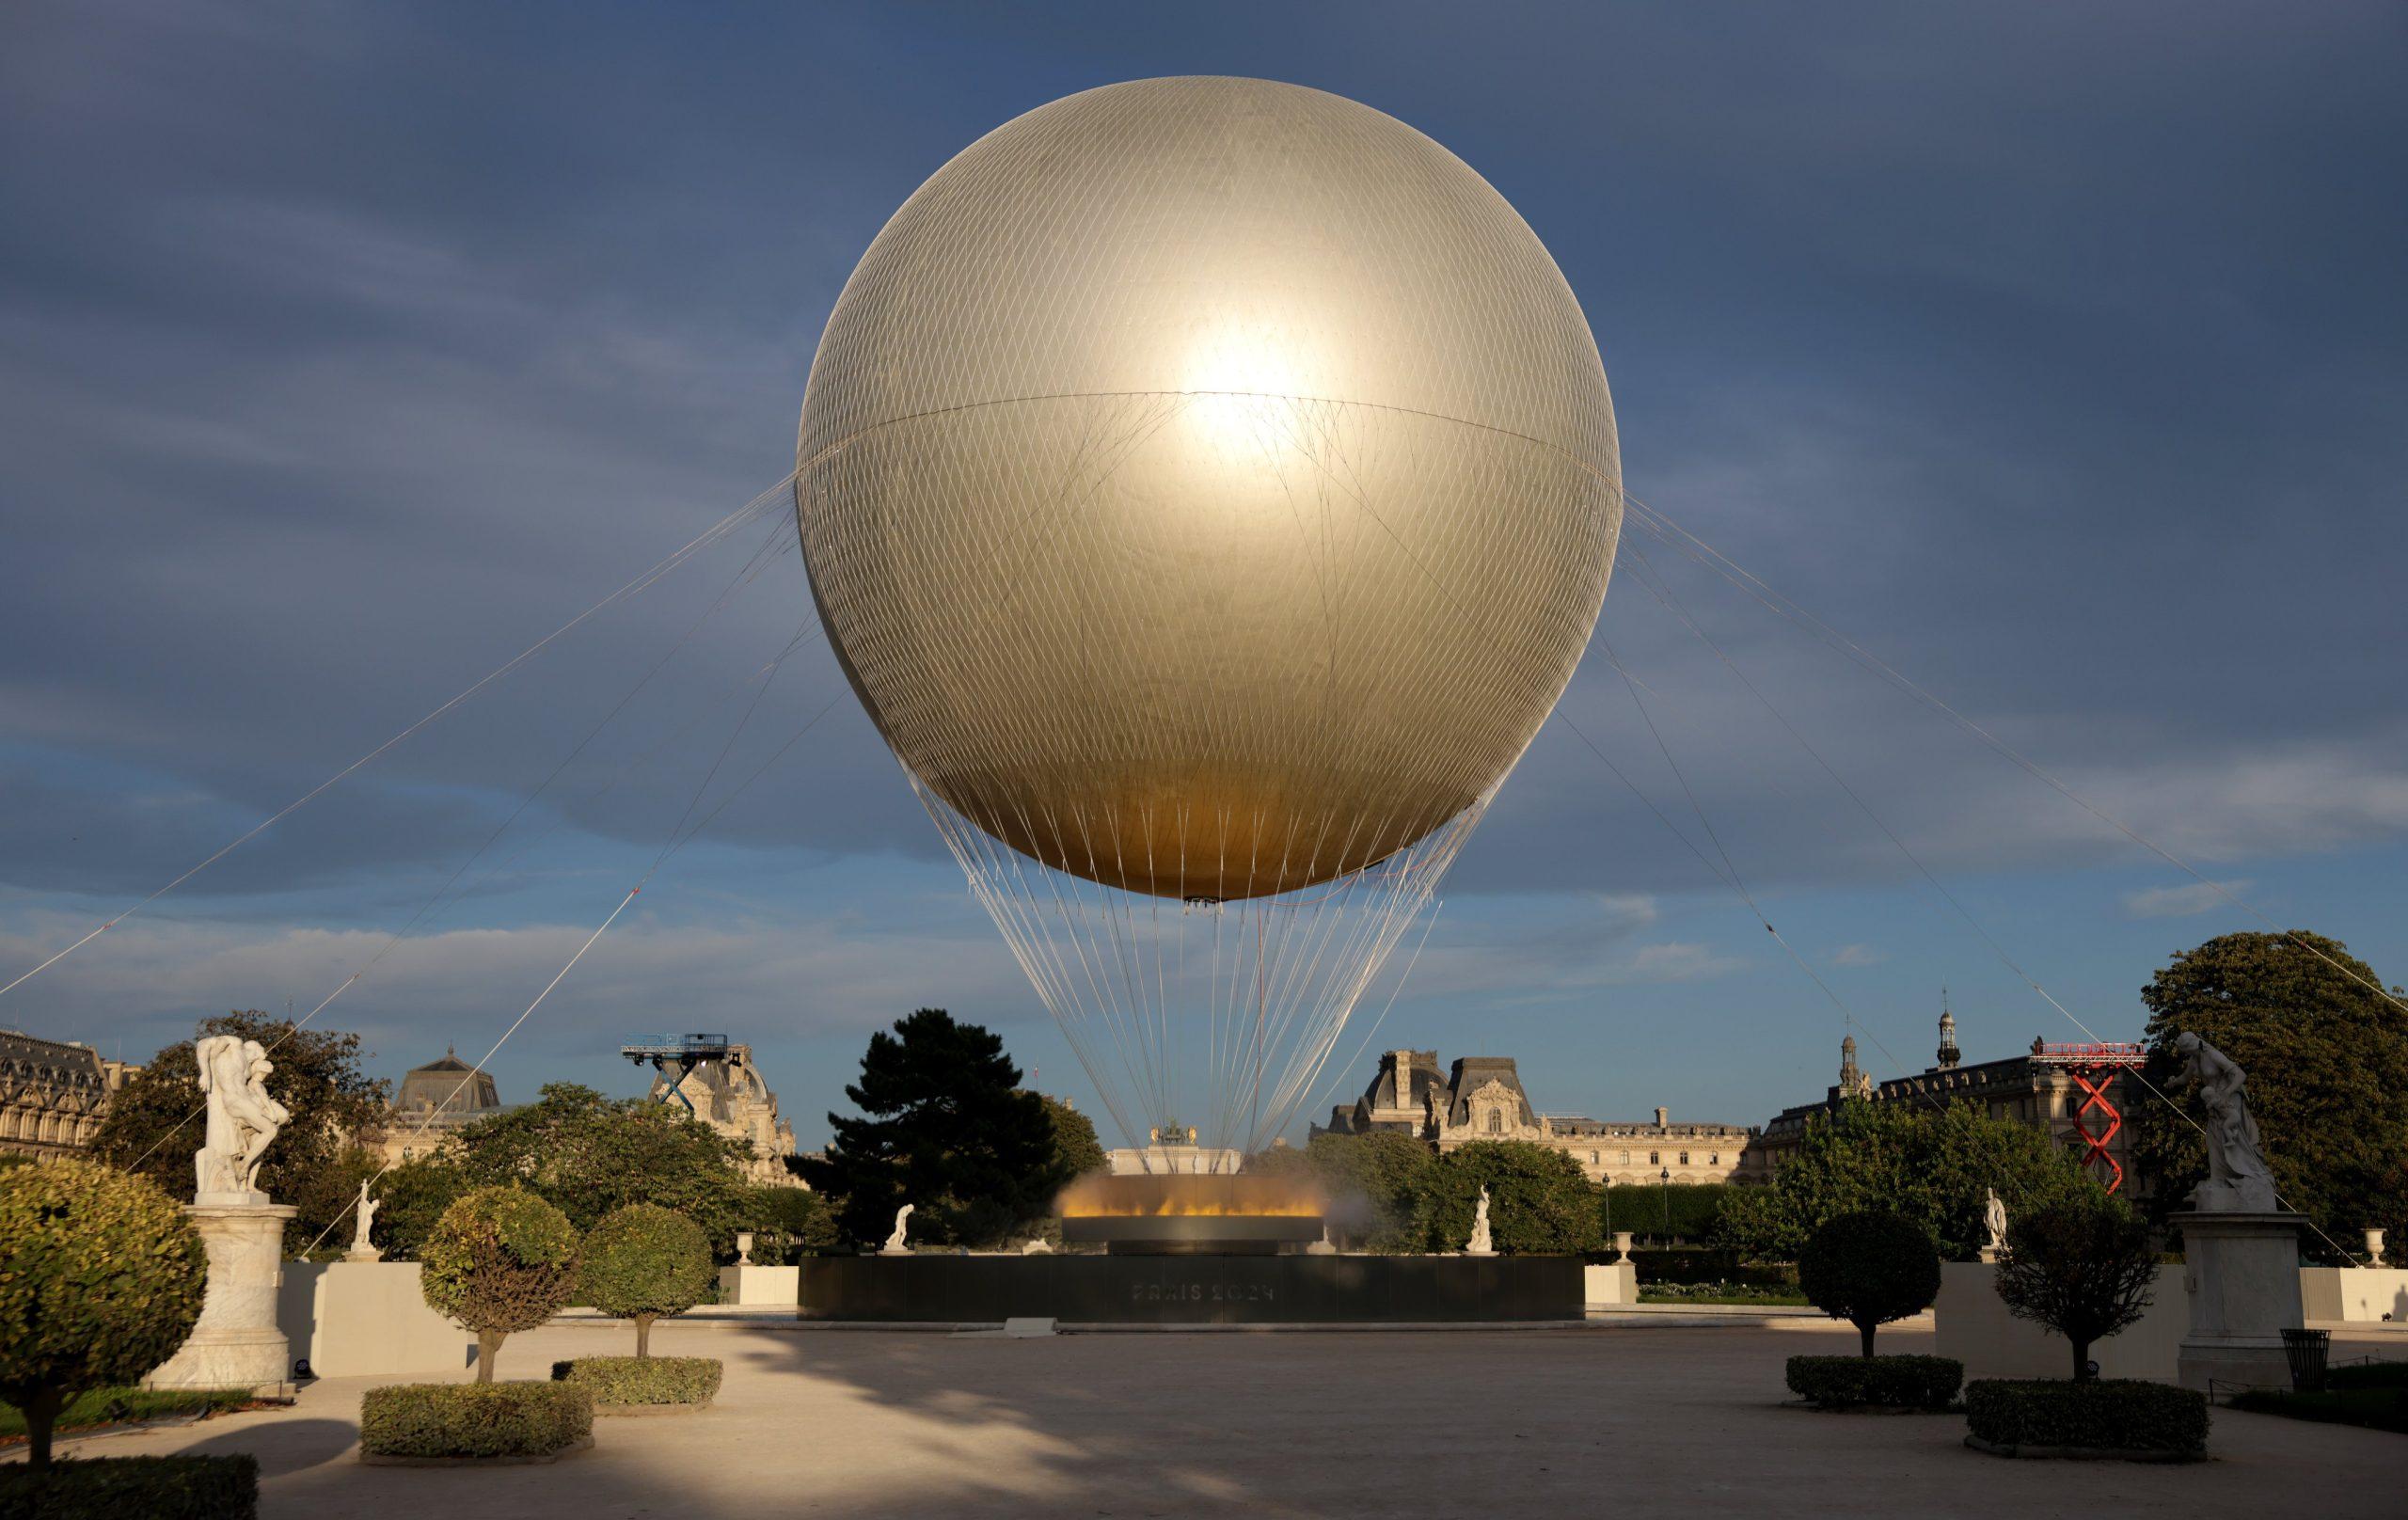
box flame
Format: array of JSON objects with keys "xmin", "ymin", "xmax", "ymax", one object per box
[{"xmin": 1057, "ymin": 1173, "xmax": 1325, "ymax": 1219}]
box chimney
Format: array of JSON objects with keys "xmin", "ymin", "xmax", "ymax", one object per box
[{"xmin": 1654, "ymin": 1105, "xmax": 1668, "ymax": 1128}]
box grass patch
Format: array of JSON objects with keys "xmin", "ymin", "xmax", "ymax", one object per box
[
  {"xmin": 0, "ymin": 1388, "xmax": 251, "ymax": 1443},
  {"xmin": 2228, "ymin": 1386, "xmax": 2408, "ymax": 1433}
]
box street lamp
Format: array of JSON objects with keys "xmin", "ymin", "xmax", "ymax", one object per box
[{"xmin": 1659, "ymin": 1165, "xmax": 1671, "ymax": 1238}]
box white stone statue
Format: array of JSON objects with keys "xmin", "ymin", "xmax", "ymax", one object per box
[
  {"xmin": 194, "ymin": 1035, "xmax": 290, "ymax": 1202},
  {"xmin": 1982, "ymin": 1187, "xmax": 2008, "ymax": 1261},
  {"xmin": 1465, "ymin": 1186, "xmax": 1495, "ymax": 1256},
  {"xmin": 2367, "ymin": 1228, "xmax": 2387, "ymax": 1268},
  {"xmin": 2176, "ymin": 1032, "xmax": 2279, "ymax": 1212},
  {"xmin": 882, "ymin": 1203, "xmax": 914, "ymax": 1255},
  {"xmin": 346, "ymin": 1180, "xmax": 383, "ymax": 1261}
]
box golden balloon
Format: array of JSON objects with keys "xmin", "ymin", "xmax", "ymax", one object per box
[{"xmin": 797, "ymin": 77, "xmax": 1621, "ymax": 900}]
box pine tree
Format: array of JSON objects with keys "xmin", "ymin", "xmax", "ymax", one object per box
[{"xmin": 799, "ymin": 1009, "xmax": 1069, "ymax": 1248}]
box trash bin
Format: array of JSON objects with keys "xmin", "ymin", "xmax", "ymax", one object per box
[{"xmin": 2281, "ymin": 1326, "xmax": 2330, "ymax": 1392}]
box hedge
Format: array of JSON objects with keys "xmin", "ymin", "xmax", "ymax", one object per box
[
  {"xmin": 1603, "ymin": 1183, "xmax": 1727, "ymax": 1243},
  {"xmin": 2227, "ymin": 1386, "xmax": 2408, "ymax": 1434},
  {"xmin": 0, "ymin": 1455, "xmax": 258, "ymax": 1520},
  {"xmin": 1629, "ymin": 1249, "xmax": 1796, "ymax": 1288},
  {"xmin": 2327, "ymin": 1362, "xmax": 2408, "ymax": 1391},
  {"xmin": 1786, "ymin": 1354, "xmax": 1962, "ymax": 1411},
  {"xmin": 359, "ymin": 1382, "xmax": 593, "ymax": 1460},
  {"xmin": 551, "ymin": 1356, "xmax": 722, "ymax": 1408},
  {"xmin": 1963, "ymin": 1379, "xmax": 2209, "ymax": 1456}
]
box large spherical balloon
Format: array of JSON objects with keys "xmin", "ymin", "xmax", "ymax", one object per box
[{"xmin": 798, "ymin": 76, "xmax": 1620, "ymax": 900}]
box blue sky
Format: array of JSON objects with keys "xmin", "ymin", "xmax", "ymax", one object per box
[{"xmin": 4, "ymin": 1, "xmax": 2403, "ymax": 1149}]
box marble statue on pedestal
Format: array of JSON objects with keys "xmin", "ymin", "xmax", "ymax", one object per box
[
  {"xmin": 1981, "ymin": 1188, "xmax": 2008, "ymax": 1263},
  {"xmin": 346, "ymin": 1180, "xmax": 383, "ymax": 1262},
  {"xmin": 194, "ymin": 1035, "xmax": 290, "ymax": 1203},
  {"xmin": 881, "ymin": 1203, "xmax": 914, "ymax": 1255},
  {"xmin": 1465, "ymin": 1187, "xmax": 1495, "ymax": 1256},
  {"xmin": 2177, "ymin": 1032, "xmax": 2278, "ymax": 1212},
  {"xmin": 151, "ymin": 1033, "xmax": 298, "ymax": 1392}
]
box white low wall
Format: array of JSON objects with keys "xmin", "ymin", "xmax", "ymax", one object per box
[
  {"xmin": 1583, "ymin": 1262, "xmax": 1638, "ymax": 1307},
  {"xmin": 2300, "ymin": 1267, "xmax": 2408, "ymax": 1322},
  {"xmin": 277, "ymin": 1260, "xmax": 468, "ymax": 1380},
  {"xmin": 1932, "ymin": 1261, "xmax": 2184, "ymax": 1383},
  {"xmin": 720, "ymin": 1263, "xmax": 801, "ymax": 1306}
]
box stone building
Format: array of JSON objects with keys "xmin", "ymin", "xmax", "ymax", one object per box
[
  {"xmin": 646, "ymin": 1042, "xmax": 800, "ymax": 1186},
  {"xmin": 379, "ymin": 1047, "xmax": 507, "ymax": 1165},
  {"xmin": 1316, "ymin": 1050, "xmax": 1769, "ymax": 1185},
  {"xmin": 1756, "ymin": 1004, "xmax": 2145, "ymax": 1194},
  {"xmin": 0, "ymin": 1027, "xmax": 141, "ymax": 1158}
]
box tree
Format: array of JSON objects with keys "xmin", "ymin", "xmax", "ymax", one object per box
[
  {"xmin": 799, "ymin": 1009, "xmax": 1068, "ymax": 1248},
  {"xmin": 1602, "ymin": 1181, "xmax": 1727, "ymax": 1244},
  {"xmin": 741, "ymin": 1184, "xmax": 841, "ymax": 1263},
  {"xmin": 420, "ymin": 1186, "xmax": 579, "ymax": 1384},
  {"xmin": 1714, "ymin": 1099, "xmax": 2098, "ymax": 1262},
  {"xmin": 1993, "ymin": 1194, "xmax": 2158, "ymax": 1381},
  {"xmin": 578, "ymin": 1205, "xmax": 713, "ymax": 1357},
  {"xmin": 403, "ymin": 1084, "xmax": 754, "ymax": 1257},
  {"xmin": 90, "ymin": 1012, "xmax": 390, "ymax": 1256},
  {"xmin": 2132, "ymin": 931, "xmax": 2408, "ymax": 1255},
  {"xmin": 1302, "ymin": 1131, "xmax": 1438, "ymax": 1252},
  {"xmin": 1041, "ymin": 1094, "xmax": 1109, "ymax": 1180},
  {"xmin": 1418, "ymin": 1141, "xmax": 1602, "ymax": 1256},
  {"xmin": 1798, "ymin": 1211, "xmax": 1941, "ymax": 1356},
  {"xmin": 0, "ymin": 1159, "xmax": 206, "ymax": 1468}
]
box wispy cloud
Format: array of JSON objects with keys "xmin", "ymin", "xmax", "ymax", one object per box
[
  {"xmin": 1830, "ymin": 942, "xmax": 1888, "ymax": 966},
  {"xmin": 2121, "ymin": 880, "xmax": 2250, "ymax": 920}
]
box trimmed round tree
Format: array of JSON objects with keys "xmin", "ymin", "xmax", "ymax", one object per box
[
  {"xmin": 0, "ymin": 1158, "xmax": 206, "ymax": 1468},
  {"xmin": 421, "ymin": 1186, "xmax": 579, "ymax": 1383},
  {"xmin": 1798, "ymin": 1210, "xmax": 1941, "ymax": 1356},
  {"xmin": 1994, "ymin": 1193, "xmax": 2158, "ymax": 1381},
  {"xmin": 579, "ymin": 1204, "xmax": 713, "ymax": 1357}
]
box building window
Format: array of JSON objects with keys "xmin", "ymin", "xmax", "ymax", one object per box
[
  {"xmin": 1486, "ymin": 1108, "xmax": 1502, "ymax": 1133},
  {"xmin": 1649, "ymin": 1150, "xmax": 1658, "ymax": 1165},
  {"xmin": 1590, "ymin": 1150, "xmax": 1599, "ymax": 1164},
  {"xmin": 1619, "ymin": 1150, "xmax": 1630, "ymax": 1164},
  {"xmin": 1679, "ymin": 1151, "xmax": 1689, "ymax": 1166},
  {"xmin": 1709, "ymin": 1154, "xmax": 1719, "ymax": 1166}
]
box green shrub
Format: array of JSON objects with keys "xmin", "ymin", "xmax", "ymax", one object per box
[
  {"xmin": 1994, "ymin": 1194, "xmax": 2158, "ymax": 1380},
  {"xmin": 358, "ymin": 1382, "xmax": 593, "ymax": 1460},
  {"xmin": 578, "ymin": 1205, "xmax": 713, "ymax": 1357},
  {"xmin": 550, "ymin": 1355, "xmax": 722, "ymax": 1407},
  {"xmin": 1628, "ymin": 1248, "xmax": 1796, "ymax": 1287},
  {"xmin": 420, "ymin": 1187, "xmax": 579, "ymax": 1384},
  {"xmin": 0, "ymin": 1158, "xmax": 207, "ymax": 1468},
  {"xmin": 0, "ymin": 1454, "xmax": 258, "ymax": 1520},
  {"xmin": 2327, "ymin": 1361, "xmax": 2408, "ymax": 1391},
  {"xmin": 1964, "ymin": 1379, "xmax": 2209, "ymax": 1455},
  {"xmin": 1785, "ymin": 1354, "xmax": 1962, "ymax": 1410},
  {"xmin": 2227, "ymin": 1385, "xmax": 2408, "ymax": 1433},
  {"xmin": 1798, "ymin": 1211, "xmax": 1941, "ymax": 1356}
]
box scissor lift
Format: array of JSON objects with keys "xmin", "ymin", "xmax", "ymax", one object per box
[{"xmin": 621, "ymin": 1032, "xmax": 732, "ymax": 1115}]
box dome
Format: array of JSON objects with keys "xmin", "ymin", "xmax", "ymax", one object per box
[{"xmin": 797, "ymin": 77, "xmax": 1620, "ymax": 899}]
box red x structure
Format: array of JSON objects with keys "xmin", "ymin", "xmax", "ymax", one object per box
[{"xmin": 2032, "ymin": 1042, "xmax": 2146, "ymax": 1195}]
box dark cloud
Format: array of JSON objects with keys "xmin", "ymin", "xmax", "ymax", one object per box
[{"xmin": 4, "ymin": 1, "xmax": 2402, "ymax": 1135}]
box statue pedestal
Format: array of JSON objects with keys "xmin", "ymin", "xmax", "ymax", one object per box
[
  {"xmin": 149, "ymin": 1200, "xmax": 298, "ymax": 1394},
  {"xmin": 2173, "ymin": 1210, "xmax": 2306, "ymax": 1393},
  {"xmin": 344, "ymin": 1244, "xmax": 384, "ymax": 1263}
]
